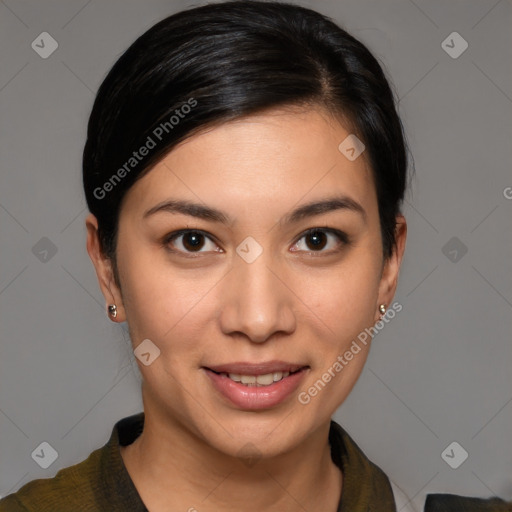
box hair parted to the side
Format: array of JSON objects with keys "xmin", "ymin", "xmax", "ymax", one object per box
[{"xmin": 83, "ymin": 0, "xmax": 409, "ymax": 281}]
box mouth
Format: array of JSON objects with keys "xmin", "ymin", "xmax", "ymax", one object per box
[
  {"xmin": 204, "ymin": 361, "xmax": 308, "ymax": 386},
  {"xmin": 202, "ymin": 361, "xmax": 310, "ymax": 410},
  {"xmin": 206, "ymin": 367, "xmax": 306, "ymax": 387}
]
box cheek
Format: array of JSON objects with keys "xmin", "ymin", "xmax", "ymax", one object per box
[
  {"xmin": 114, "ymin": 237, "xmax": 181, "ymax": 340},
  {"xmin": 296, "ymin": 257, "xmax": 382, "ymax": 411},
  {"xmin": 117, "ymin": 241, "xmax": 222, "ymax": 360},
  {"xmin": 122, "ymin": 271, "xmax": 208, "ymax": 344},
  {"xmin": 304, "ymin": 253, "xmax": 382, "ymax": 341}
]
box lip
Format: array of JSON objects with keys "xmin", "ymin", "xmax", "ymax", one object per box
[
  {"xmin": 205, "ymin": 360, "xmax": 306, "ymax": 376},
  {"xmin": 203, "ymin": 361, "xmax": 309, "ymax": 410}
]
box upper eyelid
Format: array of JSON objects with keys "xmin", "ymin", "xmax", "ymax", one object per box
[{"xmin": 166, "ymin": 228, "xmax": 219, "ymax": 245}]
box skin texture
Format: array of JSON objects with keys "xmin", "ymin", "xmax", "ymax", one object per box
[{"xmin": 86, "ymin": 107, "xmax": 407, "ymax": 511}]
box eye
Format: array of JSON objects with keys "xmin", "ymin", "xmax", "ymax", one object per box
[
  {"xmin": 163, "ymin": 227, "xmax": 349, "ymax": 257},
  {"xmin": 164, "ymin": 229, "xmax": 221, "ymax": 255},
  {"xmin": 290, "ymin": 228, "xmax": 349, "ymax": 254}
]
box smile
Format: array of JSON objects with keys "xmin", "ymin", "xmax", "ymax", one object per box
[
  {"xmin": 203, "ymin": 361, "xmax": 310, "ymax": 410},
  {"xmin": 224, "ymin": 371, "xmax": 292, "ymax": 386}
]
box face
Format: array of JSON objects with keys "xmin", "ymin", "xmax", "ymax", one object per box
[{"xmin": 87, "ymin": 107, "xmax": 406, "ymax": 460}]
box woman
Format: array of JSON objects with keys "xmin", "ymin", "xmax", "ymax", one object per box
[{"xmin": 1, "ymin": 1, "xmax": 510, "ymax": 511}]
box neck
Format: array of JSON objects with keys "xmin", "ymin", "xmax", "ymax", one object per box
[{"xmin": 120, "ymin": 407, "xmax": 342, "ymax": 512}]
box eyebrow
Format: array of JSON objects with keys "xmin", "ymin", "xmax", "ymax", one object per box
[{"xmin": 143, "ymin": 195, "xmax": 366, "ymax": 225}]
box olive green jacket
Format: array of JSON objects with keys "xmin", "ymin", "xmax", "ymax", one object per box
[{"xmin": 0, "ymin": 413, "xmax": 510, "ymax": 511}]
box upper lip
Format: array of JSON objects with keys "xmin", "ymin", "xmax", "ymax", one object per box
[{"xmin": 204, "ymin": 360, "xmax": 308, "ymax": 376}]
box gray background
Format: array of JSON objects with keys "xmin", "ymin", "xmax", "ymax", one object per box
[{"xmin": 1, "ymin": 0, "xmax": 511, "ymax": 509}]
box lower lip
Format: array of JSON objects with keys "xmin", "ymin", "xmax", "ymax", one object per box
[{"xmin": 204, "ymin": 368, "xmax": 308, "ymax": 410}]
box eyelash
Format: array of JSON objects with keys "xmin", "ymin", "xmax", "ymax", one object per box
[{"xmin": 162, "ymin": 227, "xmax": 350, "ymax": 257}]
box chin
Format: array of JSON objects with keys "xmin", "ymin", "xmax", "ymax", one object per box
[{"xmin": 198, "ymin": 409, "xmax": 316, "ymax": 460}]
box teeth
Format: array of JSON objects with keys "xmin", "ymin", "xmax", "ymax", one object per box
[
  {"xmin": 225, "ymin": 371, "xmax": 294, "ymax": 386},
  {"xmin": 256, "ymin": 373, "xmax": 274, "ymax": 385}
]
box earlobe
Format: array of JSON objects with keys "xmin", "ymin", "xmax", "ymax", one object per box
[{"xmin": 85, "ymin": 213, "xmax": 126, "ymax": 322}]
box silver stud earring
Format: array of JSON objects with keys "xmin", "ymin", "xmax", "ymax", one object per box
[
  {"xmin": 107, "ymin": 304, "xmax": 117, "ymax": 319},
  {"xmin": 379, "ymin": 304, "xmax": 386, "ymax": 315}
]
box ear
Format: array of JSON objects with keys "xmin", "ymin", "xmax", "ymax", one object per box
[
  {"xmin": 85, "ymin": 213, "xmax": 126, "ymax": 322},
  {"xmin": 375, "ymin": 214, "xmax": 407, "ymax": 323}
]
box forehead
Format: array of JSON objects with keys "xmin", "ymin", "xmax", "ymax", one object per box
[{"xmin": 121, "ymin": 107, "xmax": 378, "ymax": 223}]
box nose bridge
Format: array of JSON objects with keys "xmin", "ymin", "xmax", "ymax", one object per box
[{"xmin": 218, "ymin": 243, "xmax": 296, "ymax": 342}]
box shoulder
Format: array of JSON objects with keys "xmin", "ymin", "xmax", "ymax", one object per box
[
  {"xmin": 0, "ymin": 445, "xmax": 104, "ymax": 512},
  {"xmin": 387, "ymin": 485, "xmax": 512, "ymax": 512},
  {"xmin": 424, "ymin": 493, "xmax": 512, "ymax": 511},
  {"xmin": 0, "ymin": 413, "xmax": 145, "ymax": 512},
  {"xmin": 329, "ymin": 420, "xmax": 512, "ymax": 512}
]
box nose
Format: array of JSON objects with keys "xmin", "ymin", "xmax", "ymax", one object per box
[{"xmin": 218, "ymin": 250, "xmax": 296, "ymax": 344}]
